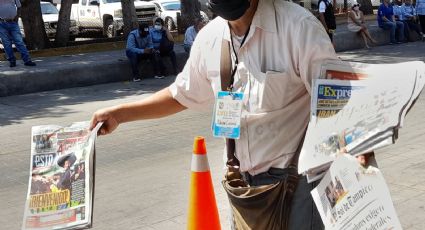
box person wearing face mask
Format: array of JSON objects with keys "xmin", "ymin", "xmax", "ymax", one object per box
[
  {"xmin": 377, "ymin": 0, "xmax": 405, "ymax": 44},
  {"xmin": 403, "ymin": 0, "xmax": 425, "ymax": 40},
  {"xmin": 347, "ymin": 3, "xmax": 377, "ymax": 48},
  {"xmin": 125, "ymin": 23, "xmax": 160, "ymax": 82},
  {"xmin": 149, "ymin": 18, "xmax": 178, "ymax": 79},
  {"xmin": 90, "ymin": 0, "xmax": 338, "ymax": 228}
]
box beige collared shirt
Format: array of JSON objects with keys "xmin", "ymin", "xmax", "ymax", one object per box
[{"xmin": 169, "ymin": 0, "xmax": 338, "ymax": 176}]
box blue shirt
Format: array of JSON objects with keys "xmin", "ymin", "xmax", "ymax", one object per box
[
  {"xmin": 416, "ymin": 0, "xmax": 425, "ymax": 15},
  {"xmin": 377, "ymin": 3, "xmax": 394, "ymax": 27},
  {"xmin": 149, "ymin": 28, "xmax": 164, "ymax": 50},
  {"xmin": 0, "ymin": 0, "xmax": 21, "ymax": 19},
  {"xmin": 126, "ymin": 29, "xmax": 153, "ymax": 54},
  {"xmin": 184, "ymin": 26, "xmax": 197, "ymax": 46},
  {"xmin": 393, "ymin": 5, "xmax": 404, "ymax": 20},
  {"xmin": 402, "ymin": 3, "xmax": 416, "ymax": 19}
]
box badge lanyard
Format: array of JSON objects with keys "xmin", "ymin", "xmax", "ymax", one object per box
[
  {"xmin": 212, "ymin": 25, "xmax": 251, "ymax": 139},
  {"xmin": 227, "ymin": 23, "xmax": 251, "ymax": 92}
]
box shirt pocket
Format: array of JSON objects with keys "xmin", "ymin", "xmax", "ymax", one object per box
[{"xmin": 258, "ymin": 70, "xmax": 297, "ymax": 112}]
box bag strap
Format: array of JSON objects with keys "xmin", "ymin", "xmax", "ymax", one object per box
[{"xmin": 220, "ymin": 39, "xmax": 240, "ymax": 167}]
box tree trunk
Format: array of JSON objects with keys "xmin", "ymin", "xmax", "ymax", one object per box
[
  {"xmin": 121, "ymin": 0, "xmax": 138, "ymax": 38},
  {"xmin": 55, "ymin": 0, "xmax": 73, "ymax": 47},
  {"xmin": 358, "ymin": 0, "xmax": 374, "ymax": 15},
  {"xmin": 20, "ymin": 0, "xmax": 50, "ymax": 50},
  {"xmin": 180, "ymin": 0, "xmax": 201, "ymax": 34}
]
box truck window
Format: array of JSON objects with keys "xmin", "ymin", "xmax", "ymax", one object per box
[{"xmin": 72, "ymin": 0, "xmax": 79, "ymax": 4}]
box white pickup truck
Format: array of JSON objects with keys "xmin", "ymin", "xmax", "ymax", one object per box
[{"xmin": 67, "ymin": 0, "xmax": 157, "ymax": 37}]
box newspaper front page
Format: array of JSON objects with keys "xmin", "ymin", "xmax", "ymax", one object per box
[
  {"xmin": 299, "ymin": 61, "xmax": 425, "ymax": 176},
  {"xmin": 311, "ymin": 155, "xmax": 402, "ymax": 230},
  {"xmin": 22, "ymin": 122, "xmax": 101, "ymax": 230}
]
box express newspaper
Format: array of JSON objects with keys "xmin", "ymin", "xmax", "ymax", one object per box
[
  {"xmin": 299, "ymin": 61, "xmax": 425, "ymax": 180},
  {"xmin": 22, "ymin": 122, "xmax": 102, "ymax": 230}
]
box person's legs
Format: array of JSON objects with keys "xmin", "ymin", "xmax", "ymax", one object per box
[
  {"xmin": 363, "ymin": 28, "xmax": 377, "ymax": 44},
  {"xmin": 288, "ymin": 176, "xmax": 324, "ymax": 230},
  {"xmin": 395, "ymin": 21, "xmax": 405, "ymax": 42},
  {"xmin": 126, "ymin": 50, "xmax": 141, "ymax": 80},
  {"xmin": 167, "ymin": 50, "xmax": 178, "ymax": 75},
  {"xmin": 0, "ymin": 22, "xmax": 17, "ymax": 65},
  {"xmin": 400, "ymin": 21, "xmax": 410, "ymax": 41},
  {"xmin": 418, "ymin": 15, "xmax": 425, "ymax": 34},
  {"xmin": 151, "ymin": 52, "xmax": 163, "ymax": 77},
  {"xmin": 381, "ymin": 22, "xmax": 397, "ymax": 43},
  {"xmin": 183, "ymin": 44, "xmax": 191, "ymax": 53},
  {"xmin": 360, "ymin": 30, "xmax": 369, "ymax": 48},
  {"xmin": 8, "ymin": 22, "xmax": 32, "ymax": 63},
  {"xmin": 406, "ymin": 20, "xmax": 422, "ymax": 36}
]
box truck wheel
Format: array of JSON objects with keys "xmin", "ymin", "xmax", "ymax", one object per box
[
  {"xmin": 104, "ymin": 18, "xmax": 116, "ymax": 38},
  {"xmin": 106, "ymin": 23, "xmax": 117, "ymax": 38},
  {"xmin": 165, "ymin": 17, "xmax": 175, "ymax": 31}
]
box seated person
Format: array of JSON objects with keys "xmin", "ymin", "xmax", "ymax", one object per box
[
  {"xmin": 393, "ymin": 0, "xmax": 410, "ymax": 42},
  {"xmin": 150, "ymin": 18, "xmax": 178, "ymax": 78},
  {"xmin": 402, "ymin": 0, "xmax": 424, "ymax": 40},
  {"xmin": 377, "ymin": 0, "xmax": 405, "ymax": 44},
  {"xmin": 184, "ymin": 17, "xmax": 206, "ymax": 53},
  {"xmin": 126, "ymin": 23, "xmax": 160, "ymax": 82},
  {"xmin": 347, "ymin": 3, "xmax": 377, "ymax": 48}
]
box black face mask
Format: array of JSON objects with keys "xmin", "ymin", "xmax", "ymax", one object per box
[{"xmin": 208, "ymin": 0, "xmax": 250, "ymax": 21}]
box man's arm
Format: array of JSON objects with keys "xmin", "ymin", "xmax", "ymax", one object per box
[{"xmin": 90, "ymin": 87, "xmax": 186, "ymax": 135}]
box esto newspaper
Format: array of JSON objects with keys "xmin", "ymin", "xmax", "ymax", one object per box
[
  {"xmin": 311, "ymin": 154, "xmax": 402, "ymax": 230},
  {"xmin": 22, "ymin": 122, "xmax": 101, "ymax": 230}
]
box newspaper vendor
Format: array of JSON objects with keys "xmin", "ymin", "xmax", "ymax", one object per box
[{"xmin": 90, "ymin": 0, "xmax": 338, "ymax": 229}]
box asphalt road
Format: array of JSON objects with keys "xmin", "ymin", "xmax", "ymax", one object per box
[{"xmin": 0, "ymin": 42, "xmax": 424, "ymax": 229}]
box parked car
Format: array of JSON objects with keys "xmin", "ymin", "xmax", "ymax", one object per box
[
  {"xmin": 18, "ymin": 2, "xmax": 79, "ymax": 40},
  {"xmin": 146, "ymin": 0, "xmax": 208, "ymax": 31},
  {"xmin": 64, "ymin": 0, "xmax": 157, "ymax": 38}
]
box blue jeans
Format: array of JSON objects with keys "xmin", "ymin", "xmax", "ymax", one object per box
[
  {"xmin": 242, "ymin": 168, "xmax": 324, "ymax": 230},
  {"xmin": 380, "ymin": 21, "xmax": 404, "ymax": 43},
  {"xmin": 0, "ymin": 22, "xmax": 31, "ymax": 63},
  {"xmin": 126, "ymin": 49, "xmax": 160, "ymax": 78}
]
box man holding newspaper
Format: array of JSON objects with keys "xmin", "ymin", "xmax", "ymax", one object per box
[{"xmin": 90, "ymin": 0, "xmax": 338, "ymax": 228}]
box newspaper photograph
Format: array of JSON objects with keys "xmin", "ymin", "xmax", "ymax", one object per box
[
  {"xmin": 22, "ymin": 122, "xmax": 101, "ymax": 230},
  {"xmin": 311, "ymin": 154, "xmax": 401, "ymax": 230}
]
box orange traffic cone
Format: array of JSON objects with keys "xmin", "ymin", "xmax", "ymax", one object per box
[{"xmin": 187, "ymin": 136, "xmax": 221, "ymax": 230}]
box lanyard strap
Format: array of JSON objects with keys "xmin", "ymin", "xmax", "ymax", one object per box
[{"xmin": 228, "ymin": 24, "xmax": 251, "ymax": 91}]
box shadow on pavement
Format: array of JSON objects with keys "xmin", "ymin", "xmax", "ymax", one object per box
[{"xmin": 0, "ymin": 77, "xmax": 175, "ymax": 126}]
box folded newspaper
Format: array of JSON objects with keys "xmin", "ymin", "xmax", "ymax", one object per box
[
  {"xmin": 299, "ymin": 61, "xmax": 425, "ymax": 180},
  {"xmin": 311, "ymin": 154, "xmax": 402, "ymax": 230},
  {"xmin": 22, "ymin": 122, "xmax": 102, "ymax": 230}
]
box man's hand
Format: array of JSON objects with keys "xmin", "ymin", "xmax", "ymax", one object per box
[{"xmin": 89, "ymin": 106, "xmax": 120, "ymax": 135}]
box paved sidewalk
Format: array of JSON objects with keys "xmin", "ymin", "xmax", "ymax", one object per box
[{"xmin": 0, "ymin": 37, "xmax": 424, "ymax": 230}]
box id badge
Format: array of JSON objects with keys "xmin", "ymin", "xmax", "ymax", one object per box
[{"xmin": 212, "ymin": 91, "xmax": 244, "ymax": 139}]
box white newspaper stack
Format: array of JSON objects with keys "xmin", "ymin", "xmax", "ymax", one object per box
[
  {"xmin": 22, "ymin": 122, "xmax": 102, "ymax": 230},
  {"xmin": 311, "ymin": 154, "xmax": 402, "ymax": 230},
  {"xmin": 299, "ymin": 61, "xmax": 425, "ymax": 181}
]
